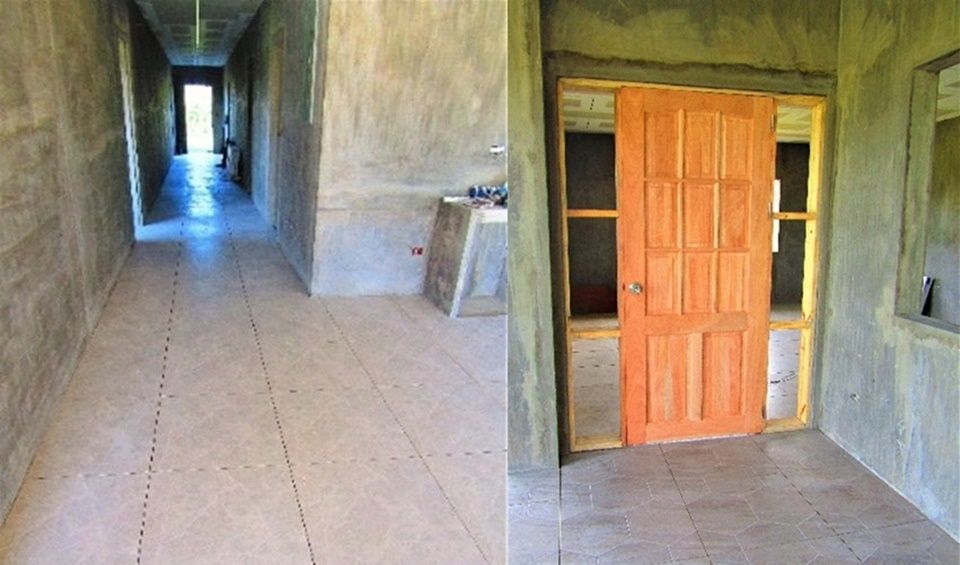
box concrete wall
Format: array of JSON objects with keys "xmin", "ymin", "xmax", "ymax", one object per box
[
  {"xmin": 817, "ymin": 0, "xmax": 959, "ymax": 539},
  {"xmin": 541, "ymin": 0, "xmax": 840, "ymax": 74},
  {"xmin": 310, "ymin": 0, "xmax": 507, "ymax": 296},
  {"xmin": 773, "ymin": 143, "xmax": 809, "ymax": 305},
  {"xmin": 924, "ymin": 116, "xmax": 959, "ymax": 325},
  {"xmin": 127, "ymin": 0, "xmax": 174, "ymax": 214},
  {"xmin": 508, "ymin": 0, "xmax": 559, "ymax": 473},
  {"xmin": 0, "ymin": 0, "xmax": 134, "ymax": 521},
  {"xmin": 223, "ymin": 0, "xmax": 328, "ymax": 288}
]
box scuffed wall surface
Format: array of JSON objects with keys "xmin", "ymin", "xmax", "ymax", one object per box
[
  {"xmin": 272, "ymin": 0, "xmax": 326, "ymax": 289},
  {"xmin": 507, "ymin": 0, "xmax": 559, "ymax": 472},
  {"xmin": 541, "ymin": 0, "xmax": 840, "ymax": 73},
  {"xmin": 818, "ymin": 0, "xmax": 959, "ymax": 539},
  {"xmin": 0, "ymin": 0, "xmax": 133, "ymax": 521},
  {"xmin": 311, "ymin": 0, "xmax": 506, "ymax": 296},
  {"xmin": 128, "ymin": 0, "xmax": 174, "ymax": 215}
]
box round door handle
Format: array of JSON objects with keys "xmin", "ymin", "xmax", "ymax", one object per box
[{"xmin": 627, "ymin": 282, "xmax": 643, "ymax": 294}]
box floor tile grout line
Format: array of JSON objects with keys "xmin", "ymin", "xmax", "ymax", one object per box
[
  {"xmin": 316, "ymin": 297, "xmax": 492, "ymax": 564},
  {"xmin": 29, "ymin": 450, "xmax": 509, "ymax": 481},
  {"xmin": 748, "ymin": 436, "xmax": 864, "ymax": 562},
  {"xmin": 389, "ymin": 296, "xmax": 486, "ymax": 387},
  {"xmin": 135, "ymin": 218, "xmax": 184, "ymax": 564},
  {"xmin": 657, "ymin": 444, "xmax": 712, "ymax": 563},
  {"xmin": 217, "ymin": 185, "xmax": 318, "ymax": 565}
]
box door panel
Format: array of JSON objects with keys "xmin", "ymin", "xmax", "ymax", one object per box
[{"xmin": 618, "ymin": 87, "xmax": 775, "ymax": 444}]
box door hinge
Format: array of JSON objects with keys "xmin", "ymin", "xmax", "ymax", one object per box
[{"xmin": 771, "ymin": 113, "xmax": 777, "ymax": 133}]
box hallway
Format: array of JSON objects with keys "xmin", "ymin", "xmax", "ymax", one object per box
[{"xmin": 0, "ymin": 155, "xmax": 505, "ymax": 564}]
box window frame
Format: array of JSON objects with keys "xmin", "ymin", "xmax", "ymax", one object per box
[{"xmin": 895, "ymin": 50, "xmax": 960, "ymax": 335}]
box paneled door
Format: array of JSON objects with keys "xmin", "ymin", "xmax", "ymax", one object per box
[{"xmin": 618, "ymin": 87, "xmax": 776, "ymax": 444}]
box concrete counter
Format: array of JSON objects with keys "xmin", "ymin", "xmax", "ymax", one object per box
[{"xmin": 425, "ymin": 197, "xmax": 507, "ymax": 317}]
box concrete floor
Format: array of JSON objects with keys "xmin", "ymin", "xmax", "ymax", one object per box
[
  {"xmin": 509, "ymin": 430, "xmax": 959, "ymax": 564},
  {"xmin": 0, "ymin": 154, "xmax": 505, "ymax": 564}
]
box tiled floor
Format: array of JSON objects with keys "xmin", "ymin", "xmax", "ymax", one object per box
[
  {"xmin": 509, "ymin": 430, "xmax": 959, "ymax": 564},
  {"xmin": 0, "ymin": 154, "xmax": 505, "ymax": 564}
]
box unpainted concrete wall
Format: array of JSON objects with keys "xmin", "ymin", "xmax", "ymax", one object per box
[
  {"xmin": 817, "ymin": 0, "xmax": 959, "ymax": 538},
  {"xmin": 311, "ymin": 0, "xmax": 507, "ymax": 296},
  {"xmin": 271, "ymin": 0, "xmax": 327, "ymax": 288},
  {"xmin": 127, "ymin": 0, "xmax": 175, "ymax": 214},
  {"xmin": 0, "ymin": 0, "xmax": 134, "ymax": 521},
  {"xmin": 224, "ymin": 0, "xmax": 327, "ymax": 290},
  {"xmin": 508, "ymin": 0, "xmax": 559, "ymax": 473},
  {"xmin": 225, "ymin": 1, "xmax": 285, "ymax": 228},
  {"xmin": 541, "ymin": 0, "xmax": 840, "ymax": 73}
]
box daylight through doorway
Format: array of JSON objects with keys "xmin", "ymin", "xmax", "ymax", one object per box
[{"xmin": 185, "ymin": 84, "xmax": 213, "ymax": 152}]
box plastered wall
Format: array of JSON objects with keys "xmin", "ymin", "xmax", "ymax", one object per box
[
  {"xmin": 817, "ymin": 0, "xmax": 959, "ymax": 539},
  {"xmin": 224, "ymin": 0, "xmax": 328, "ymax": 288},
  {"xmin": 0, "ymin": 0, "xmax": 137, "ymax": 521},
  {"xmin": 311, "ymin": 0, "xmax": 507, "ymax": 296},
  {"xmin": 127, "ymin": 0, "xmax": 175, "ymax": 214}
]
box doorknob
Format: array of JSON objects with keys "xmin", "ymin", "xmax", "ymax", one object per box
[{"xmin": 627, "ymin": 282, "xmax": 643, "ymax": 294}]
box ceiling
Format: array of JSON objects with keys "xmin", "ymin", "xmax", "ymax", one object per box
[
  {"xmin": 562, "ymin": 89, "xmax": 813, "ymax": 143},
  {"xmin": 937, "ymin": 62, "xmax": 960, "ymax": 122},
  {"xmin": 133, "ymin": 0, "xmax": 264, "ymax": 66}
]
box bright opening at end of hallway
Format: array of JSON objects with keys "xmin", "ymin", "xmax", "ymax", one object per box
[{"xmin": 185, "ymin": 84, "xmax": 213, "ymax": 153}]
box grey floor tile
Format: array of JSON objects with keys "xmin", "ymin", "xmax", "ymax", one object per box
[
  {"xmin": 296, "ymin": 458, "xmax": 487, "ymax": 564},
  {"xmin": 140, "ymin": 467, "xmax": 311, "ymax": 565},
  {"xmin": 0, "ymin": 475, "xmax": 146, "ymax": 564}
]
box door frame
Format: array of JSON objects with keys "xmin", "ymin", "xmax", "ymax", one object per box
[{"xmin": 554, "ymin": 77, "xmax": 827, "ymax": 452}]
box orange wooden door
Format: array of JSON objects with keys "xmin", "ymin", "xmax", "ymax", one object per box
[{"xmin": 617, "ymin": 87, "xmax": 775, "ymax": 444}]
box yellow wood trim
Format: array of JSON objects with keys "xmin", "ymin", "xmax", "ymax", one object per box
[
  {"xmin": 797, "ymin": 100, "xmax": 825, "ymax": 425},
  {"xmin": 558, "ymin": 82, "xmax": 572, "ymax": 322},
  {"xmin": 565, "ymin": 328, "xmax": 577, "ymax": 446},
  {"xmin": 772, "ymin": 212, "xmax": 816, "ymax": 221},
  {"xmin": 567, "ymin": 209, "xmax": 619, "ymax": 218},
  {"xmin": 559, "ymin": 78, "xmax": 826, "ymax": 107},
  {"xmin": 570, "ymin": 328, "xmax": 621, "ymax": 339},
  {"xmin": 557, "ymin": 82, "xmax": 578, "ymax": 448},
  {"xmin": 763, "ymin": 417, "xmax": 806, "ymax": 433},
  {"xmin": 796, "ymin": 328, "xmax": 813, "ymax": 424},
  {"xmin": 769, "ymin": 320, "xmax": 811, "ymax": 330},
  {"xmin": 572, "ymin": 436, "xmax": 624, "ymax": 452}
]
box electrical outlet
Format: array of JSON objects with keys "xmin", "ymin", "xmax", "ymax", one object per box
[{"xmin": 410, "ymin": 246, "xmax": 424, "ymax": 256}]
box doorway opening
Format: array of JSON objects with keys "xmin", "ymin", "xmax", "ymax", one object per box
[
  {"xmin": 184, "ymin": 84, "xmax": 214, "ymax": 152},
  {"xmin": 117, "ymin": 36, "xmax": 142, "ymax": 227},
  {"xmin": 556, "ymin": 79, "xmax": 826, "ymax": 452},
  {"xmin": 765, "ymin": 99, "xmax": 824, "ymax": 432}
]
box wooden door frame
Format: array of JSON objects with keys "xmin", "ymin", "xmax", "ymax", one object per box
[{"xmin": 554, "ymin": 77, "xmax": 828, "ymax": 452}]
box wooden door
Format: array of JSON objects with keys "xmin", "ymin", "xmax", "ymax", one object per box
[{"xmin": 617, "ymin": 87, "xmax": 775, "ymax": 444}]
